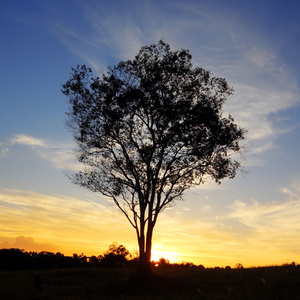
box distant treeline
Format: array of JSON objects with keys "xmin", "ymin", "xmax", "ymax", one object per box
[
  {"xmin": 0, "ymin": 243, "xmax": 135, "ymax": 271},
  {"xmin": 0, "ymin": 246, "xmax": 298, "ymax": 272},
  {"xmin": 0, "ymin": 243, "xmax": 204, "ymax": 271}
]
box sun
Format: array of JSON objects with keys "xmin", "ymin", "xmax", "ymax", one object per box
[{"xmin": 151, "ymin": 249, "xmax": 181, "ymax": 263}]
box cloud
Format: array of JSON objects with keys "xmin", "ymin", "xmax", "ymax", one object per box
[
  {"xmin": 4, "ymin": 134, "xmax": 78, "ymax": 170},
  {"xmin": 0, "ymin": 143, "xmax": 9, "ymax": 157},
  {"xmin": 0, "ymin": 236, "xmax": 59, "ymax": 253},
  {"xmin": 174, "ymin": 5, "xmax": 300, "ymax": 165},
  {"xmin": 245, "ymin": 47, "xmax": 276, "ymax": 69},
  {"xmin": 217, "ymin": 44, "xmax": 299, "ymax": 165},
  {"xmin": 45, "ymin": 0, "xmax": 300, "ymax": 168},
  {"xmin": 147, "ymin": 179, "xmax": 300, "ymax": 266},
  {"xmin": 228, "ymin": 198, "xmax": 300, "ymax": 231},
  {"xmin": 151, "ymin": 206, "xmax": 248, "ymax": 266},
  {"xmin": 1, "ymin": 181, "xmax": 300, "ymax": 266},
  {"xmin": 0, "ymin": 189, "xmax": 134, "ymax": 256},
  {"xmin": 10, "ymin": 134, "xmax": 47, "ymax": 147},
  {"xmin": 47, "ymin": 1, "xmax": 187, "ymax": 67},
  {"xmin": 224, "ymin": 83, "xmax": 299, "ymax": 165},
  {"xmin": 225, "ymin": 182, "xmax": 300, "ymax": 258},
  {"xmin": 34, "ymin": 145, "xmax": 78, "ymax": 170}
]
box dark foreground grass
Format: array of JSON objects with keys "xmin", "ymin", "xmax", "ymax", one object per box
[{"xmin": 0, "ymin": 264, "xmax": 300, "ymax": 300}]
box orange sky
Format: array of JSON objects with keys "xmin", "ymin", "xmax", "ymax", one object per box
[{"xmin": 1, "ymin": 187, "xmax": 300, "ymax": 268}]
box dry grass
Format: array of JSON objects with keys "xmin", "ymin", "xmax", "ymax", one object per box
[{"xmin": 0, "ymin": 264, "xmax": 300, "ymax": 299}]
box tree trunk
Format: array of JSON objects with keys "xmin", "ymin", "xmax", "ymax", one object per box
[
  {"xmin": 138, "ymin": 250, "xmax": 152, "ymax": 274},
  {"xmin": 138, "ymin": 222, "xmax": 154, "ymax": 274}
]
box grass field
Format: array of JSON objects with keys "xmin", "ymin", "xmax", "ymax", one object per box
[{"xmin": 0, "ymin": 264, "xmax": 300, "ymax": 299}]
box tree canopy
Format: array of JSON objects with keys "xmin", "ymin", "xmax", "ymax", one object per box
[{"xmin": 62, "ymin": 40, "xmax": 245, "ymax": 273}]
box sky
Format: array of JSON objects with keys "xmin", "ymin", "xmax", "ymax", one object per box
[{"xmin": 1, "ymin": 0, "xmax": 300, "ymax": 268}]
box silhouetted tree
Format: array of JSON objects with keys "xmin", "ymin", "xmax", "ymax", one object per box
[
  {"xmin": 88, "ymin": 255, "xmax": 101, "ymax": 266},
  {"xmin": 62, "ymin": 40, "xmax": 245, "ymax": 273},
  {"xmin": 157, "ymin": 257, "xmax": 170, "ymax": 268},
  {"xmin": 100, "ymin": 243, "xmax": 131, "ymax": 268},
  {"xmin": 0, "ymin": 248, "xmax": 29, "ymax": 270},
  {"xmin": 235, "ymin": 263, "xmax": 244, "ymax": 269},
  {"xmin": 107, "ymin": 242, "xmax": 131, "ymax": 257},
  {"xmin": 72, "ymin": 253, "xmax": 88, "ymax": 267}
]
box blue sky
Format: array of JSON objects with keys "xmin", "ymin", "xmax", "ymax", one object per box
[{"xmin": 1, "ymin": 0, "xmax": 300, "ymax": 267}]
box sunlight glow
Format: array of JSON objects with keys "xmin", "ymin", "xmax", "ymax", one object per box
[{"xmin": 151, "ymin": 249, "xmax": 182, "ymax": 263}]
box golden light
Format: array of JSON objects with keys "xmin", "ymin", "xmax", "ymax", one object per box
[{"xmin": 151, "ymin": 249, "xmax": 182, "ymax": 263}]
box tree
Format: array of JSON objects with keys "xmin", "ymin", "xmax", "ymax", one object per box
[
  {"xmin": 100, "ymin": 242, "xmax": 131, "ymax": 268},
  {"xmin": 157, "ymin": 257, "xmax": 170, "ymax": 268},
  {"xmin": 62, "ymin": 40, "xmax": 245, "ymax": 273},
  {"xmin": 106, "ymin": 242, "xmax": 131, "ymax": 258}
]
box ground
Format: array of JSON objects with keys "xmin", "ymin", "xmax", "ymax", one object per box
[{"xmin": 0, "ymin": 264, "xmax": 300, "ymax": 299}]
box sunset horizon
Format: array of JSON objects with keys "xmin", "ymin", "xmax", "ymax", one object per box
[{"xmin": 1, "ymin": 186, "xmax": 299, "ymax": 269}]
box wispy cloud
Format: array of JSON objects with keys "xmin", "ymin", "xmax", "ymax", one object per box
[
  {"xmin": 0, "ymin": 189, "xmax": 134, "ymax": 255},
  {"xmin": 225, "ymin": 83, "xmax": 299, "ymax": 165},
  {"xmin": 0, "ymin": 143, "xmax": 9, "ymax": 157},
  {"xmin": 1, "ymin": 183, "xmax": 300, "ymax": 266},
  {"xmin": 172, "ymin": 4, "xmax": 300, "ymax": 165},
  {"xmin": 223, "ymin": 182, "xmax": 300, "ymax": 260},
  {"xmin": 34, "ymin": 146, "xmax": 77, "ymax": 170},
  {"xmin": 2, "ymin": 134, "xmax": 77, "ymax": 170},
  {"xmin": 46, "ymin": 0, "xmax": 300, "ymax": 167},
  {"xmin": 228, "ymin": 197, "xmax": 300, "ymax": 231},
  {"xmin": 149, "ymin": 179, "xmax": 300, "ymax": 266},
  {"xmin": 10, "ymin": 134, "xmax": 47, "ymax": 147}
]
